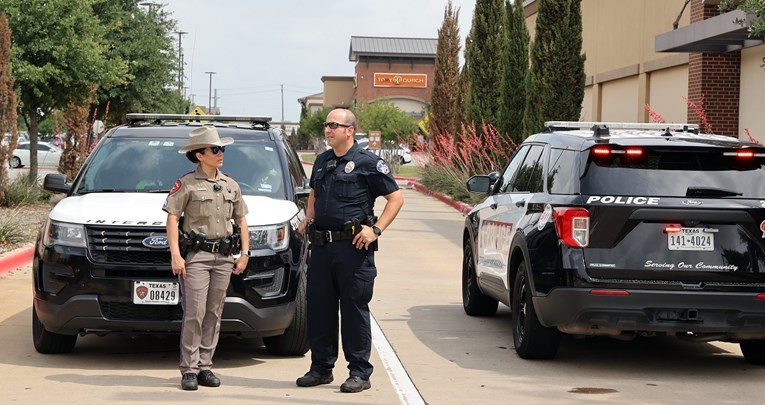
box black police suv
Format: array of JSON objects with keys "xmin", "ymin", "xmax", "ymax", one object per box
[
  {"xmin": 463, "ymin": 121, "xmax": 765, "ymax": 364},
  {"xmin": 33, "ymin": 113, "xmax": 310, "ymax": 355}
]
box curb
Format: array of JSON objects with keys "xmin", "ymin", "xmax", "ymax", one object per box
[
  {"xmin": 0, "ymin": 245, "xmax": 34, "ymax": 276},
  {"xmin": 411, "ymin": 183, "xmax": 473, "ymax": 215}
]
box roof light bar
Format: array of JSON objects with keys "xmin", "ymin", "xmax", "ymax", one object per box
[
  {"xmin": 545, "ymin": 121, "xmax": 699, "ymax": 132},
  {"xmin": 126, "ymin": 113, "xmax": 272, "ymax": 124}
]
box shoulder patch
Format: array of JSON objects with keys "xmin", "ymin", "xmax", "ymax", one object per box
[
  {"xmin": 376, "ymin": 160, "xmax": 390, "ymax": 174},
  {"xmin": 169, "ymin": 179, "xmax": 183, "ymax": 195}
]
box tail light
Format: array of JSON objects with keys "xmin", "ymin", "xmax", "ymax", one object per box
[{"xmin": 553, "ymin": 207, "xmax": 590, "ymax": 247}]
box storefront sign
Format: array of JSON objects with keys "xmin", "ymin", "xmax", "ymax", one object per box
[{"xmin": 373, "ymin": 73, "xmax": 428, "ymax": 88}]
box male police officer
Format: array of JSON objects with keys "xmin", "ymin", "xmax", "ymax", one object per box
[{"xmin": 296, "ymin": 108, "xmax": 404, "ymax": 393}]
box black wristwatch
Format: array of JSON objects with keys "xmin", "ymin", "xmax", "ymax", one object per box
[{"xmin": 372, "ymin": 226, "xmax": 382, "ymax": 236}]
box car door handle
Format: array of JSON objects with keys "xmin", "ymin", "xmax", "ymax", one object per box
[
  {"xmin": 515, "ymin": 200, "xmax": 526, "ymax": 207},
  {"xmin": 490, "ymin": 203, "xmax": 498, "ymax": 210}
]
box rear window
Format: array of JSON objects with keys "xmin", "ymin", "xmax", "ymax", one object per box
[{"xmin": 580, "ymin": 146, "xmax": 765, "ymax": 198}]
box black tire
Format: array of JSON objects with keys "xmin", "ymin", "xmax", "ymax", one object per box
[
  {"xmin": 511, "ymin": 262, "xmax": 561, "ymax": 359},
  {"xmin": 32, "ymin": 304, "xmax": 76, "ymax": 354},
  {"xmin": 263, "ymin": 274, "xmax": 309, "ymax": 356},
  {"xmin": 740, "ymin": 340, "xmax": 765, "ymax": 365},
  {"xmin": 10, "ymin": 156, "xmax": 22, "ymax": 168},
  {"xmin": 462, "ymin": 241, "xmax": 498, "ymax": 316}
]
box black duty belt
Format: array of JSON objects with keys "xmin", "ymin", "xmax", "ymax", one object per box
[
  {"xmin": 310, "ymin": 229, "xmax": 356, "ymax": 246},
  {"xmin": 199, "ymin": 238, "xmax": 233, "ymax": 254}
]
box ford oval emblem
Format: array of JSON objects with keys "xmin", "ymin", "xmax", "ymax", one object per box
[
  {"xmin": 682, "ymin": 199, "xmax": 702, "ymax": 206},
  {"xmin": 142, "ymin": 236, "xmax": 169, "ymax": 249}
]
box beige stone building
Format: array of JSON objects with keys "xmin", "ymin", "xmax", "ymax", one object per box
[{"xmin": 523, "ymin": 0, "xmax": 765, "ymax": 140}]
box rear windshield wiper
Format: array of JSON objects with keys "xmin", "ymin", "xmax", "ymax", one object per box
[{"xmin": 686, "ymin": 186, "xmax": 743, "ymax": 197}]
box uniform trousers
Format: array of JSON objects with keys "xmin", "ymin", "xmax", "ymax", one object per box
[
  {"xmin": 178, "ymin": 250, "xmax": 233, "ymax": 375},
  {"xmin": 307, "ymin": 240, "xmax": 377, "ymax": 379}
]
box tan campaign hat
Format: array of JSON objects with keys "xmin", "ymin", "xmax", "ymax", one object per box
[{"xmin": 178, "ymin": 126, "xmax": 234, "ymax": 153}]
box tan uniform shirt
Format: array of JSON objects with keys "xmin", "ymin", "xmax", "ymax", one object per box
[{"xmin": 163, "ymin": 166, "xmax": 248, "ymax": 238}]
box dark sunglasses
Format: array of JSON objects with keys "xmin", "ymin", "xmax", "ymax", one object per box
[
  {"xmin": 210, "ymin": 146, "xmax": 226, "ymax": 154},
  {"xmin": 324, "ymin": 121, "xmax": 351, "ymax": 129}
]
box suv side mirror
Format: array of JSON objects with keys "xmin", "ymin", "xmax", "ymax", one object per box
[
  {"xmin": 43, "ymin": 173, "xmax": 71, "ymax": 194},
  {"xmin": 466, "ymin": 175, "xmax": 493, "ymax": 195}
]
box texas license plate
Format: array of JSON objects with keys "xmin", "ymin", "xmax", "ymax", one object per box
[
  {"xmin": 133, "ymin": 281, "xmax": 179, "ymax": 305},
  {"xmin": 667, "ymin": 228, "xmax": 714, "ymax": 251}
]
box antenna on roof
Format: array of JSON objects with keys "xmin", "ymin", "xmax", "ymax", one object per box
[{"xmin": 591, "ymin": 124, "xmax": 609, "ymax": 137}]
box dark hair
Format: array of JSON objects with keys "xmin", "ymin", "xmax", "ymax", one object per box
[{"xmin": 185, "ymin": 148, "xmax": 206, "ymax": 163}]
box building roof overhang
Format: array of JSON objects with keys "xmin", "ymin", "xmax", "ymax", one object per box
[{"xmin": 656, "ymin": 9, "xmax": 763, "ymax": 53}]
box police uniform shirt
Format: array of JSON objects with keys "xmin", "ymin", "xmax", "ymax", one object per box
[
  {"xmin": 163, "ymin": 166, "xmax": 248, "ymax": 238},
  {"xmin": 310, "ymin": 143, "xmax": 399, "ymax": 231}
]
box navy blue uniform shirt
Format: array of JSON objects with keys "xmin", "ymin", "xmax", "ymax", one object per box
[{"xmin": 310, "ymin": 142, "xmax": 399, "ymax": 230}]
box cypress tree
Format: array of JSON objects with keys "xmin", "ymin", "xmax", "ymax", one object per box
[
  {"xmin": 498, "ymin": 0, "xmax": 529, "ymax": 143},
  {"xmin": 455, "ymin": 37, "xmax": 472, "ymax": 135},
  {"xmin": 465, "ymin": 0, "xmax": 505, "ymax": 127},
  {"xmin": 522, "ymin": 0, "xmax": 585, "ymax": 136},
  {"xmin": 430, "ymin": 1, "xmax": 461, "ymax": 137}
]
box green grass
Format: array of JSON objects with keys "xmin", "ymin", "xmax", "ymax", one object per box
[
  {"xmin": 395, "ymin": 164, "xmax": 422, "ymax": 178},
  {"xmin": 299, "ymin": 153, "xmax": 316, "ymax": 163}
]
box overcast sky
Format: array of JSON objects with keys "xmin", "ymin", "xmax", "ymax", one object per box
[{"xmin": 159, "ymin": 0, "xmax": 476, "ymax": 122}]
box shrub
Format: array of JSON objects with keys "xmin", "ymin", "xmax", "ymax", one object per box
[
  {"xmin": 2, "ymin": 175, "xmax": 49, "ymax": 207},
  {"xmin": 421, "ymin": 121, "xmax": 518, "ymax": 203},
  {"xmin": 0, "ymin": 208, "xmax": 24, "ymax": 244}
]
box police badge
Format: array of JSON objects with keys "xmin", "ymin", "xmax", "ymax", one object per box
[
  {"xmin": 376, "ymin": 160, "xmax": 390, "ymax": 174},
  {"xmin": 344, "ymin": 161, "xmax": 355, "ymax": 173}
]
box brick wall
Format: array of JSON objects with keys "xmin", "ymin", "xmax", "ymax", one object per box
[{"xmin": 687, "ymin": 2, "xmax": 740, "ymax": 136}]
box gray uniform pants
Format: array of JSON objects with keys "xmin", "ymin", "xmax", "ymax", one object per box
[{"xmin": 178, "ymin": 250, "xmax": 233, "ymax": 375}]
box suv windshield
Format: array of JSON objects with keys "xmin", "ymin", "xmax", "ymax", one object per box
[
  {"xmin": 77, "ymin": 137, "xmax": 286, "ymax": 198},
  {"xmin": 581, "ymin": 146, "xmax": 765, "ymax": 198}
]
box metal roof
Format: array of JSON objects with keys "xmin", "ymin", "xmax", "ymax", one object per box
[{"xmin": 349, "ymin": 36, "xmax": 437, "ymax": 61}]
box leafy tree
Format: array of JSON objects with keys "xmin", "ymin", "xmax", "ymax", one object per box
[
  {"xmin": 719, "ymin": 0, "xmax": 765, "ymax": 66},
  {"xmin": 354, "ymin": 100, "xmax": 418, "ymax": 142},
  {"xmin": 299, "ymin": 106, "xmax": 331, "ymax": 140},
  {"xmin": 0, "ymin": 13, "xmax": 18, "ymax": 202},
  {"xmin": 522, "ymin": 0, "xmax": 585, "ymax": 137},
  {"xmin": 1, "ymin": 0, "xmax": 128, "ymax": 181},
  {"xmin": 497, "ymin": 0, "xmax": 529, "ymax": 143},
  {"xmin": 429, "ymin": 1, "xmax": 461, "ymax": 136},
  {"xmin": 91, "ymin": 0, "xmax": 187, "ymax": 125},
  {"xmin": 465, "ymin": 0, "xmax": 505, "ymax": 127}
]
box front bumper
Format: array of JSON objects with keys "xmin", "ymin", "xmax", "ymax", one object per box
[{"xmin": 34, "ymin": 295, "xmax": 295, "ymax": 337}]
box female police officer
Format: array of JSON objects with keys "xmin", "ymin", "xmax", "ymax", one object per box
[
  {"xmin": 163, "ymin": 126, "xmax": 249, "ymax": 391},
  {"xmin": 295, "ymin": 108, "xmax": 404, "ymax": 394}
]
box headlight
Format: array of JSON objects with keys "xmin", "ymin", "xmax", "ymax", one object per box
[
  {"xmin": 249, "ymin": 223, "xmax": 289, "ymax": 252},
  {"xmin": 42, "ymin": 220, "xmax": 87, "ymax": 248}
]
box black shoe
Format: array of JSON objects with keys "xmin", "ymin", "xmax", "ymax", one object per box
[
  {"xmin": 340, "ymin": 376, "xmax": 371, "ymax": 393},
  {"xmin": 296, "ymin": 371, "xmax": 333, "ymax": 387},
  {"xmin": 181, "ymin": 372, "xmax": 198, "ymax": 391},
  {"xmin": 197, "ymin": 370, "xmax": 221, "ymax": 387}
]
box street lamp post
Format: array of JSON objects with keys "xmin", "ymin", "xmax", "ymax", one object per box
[
  {"xmin": 173, "ymin": 31, "xmax": 188, "ymax": 95},
  {"xmin": 138, "ymin": 1, "xmax": 159, "ymax": 13},
  {"xmin": 204, "ymin": 71, "xmax": 216, "ymax": 114}
]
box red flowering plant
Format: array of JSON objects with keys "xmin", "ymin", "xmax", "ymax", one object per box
[{"xmin": 421, "ymin": 121, "xmax": 518, "ymax": 203}]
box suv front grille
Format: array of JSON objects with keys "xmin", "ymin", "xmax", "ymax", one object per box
[
  {"xmin": 87, "ymin": 226, "xmax": 169, "ymax": 265},
  {"xmin": 99, "ymin": 298, "xmax": 183, "ymax": 321}
]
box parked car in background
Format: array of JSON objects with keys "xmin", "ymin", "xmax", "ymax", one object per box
[
  {"xmin": 10, "ymin": 141, "xmax": 62, "ymax": 168},
  {"xmin": 3, "ymin": 131, "xmax": 30, "ymax": 144}
]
